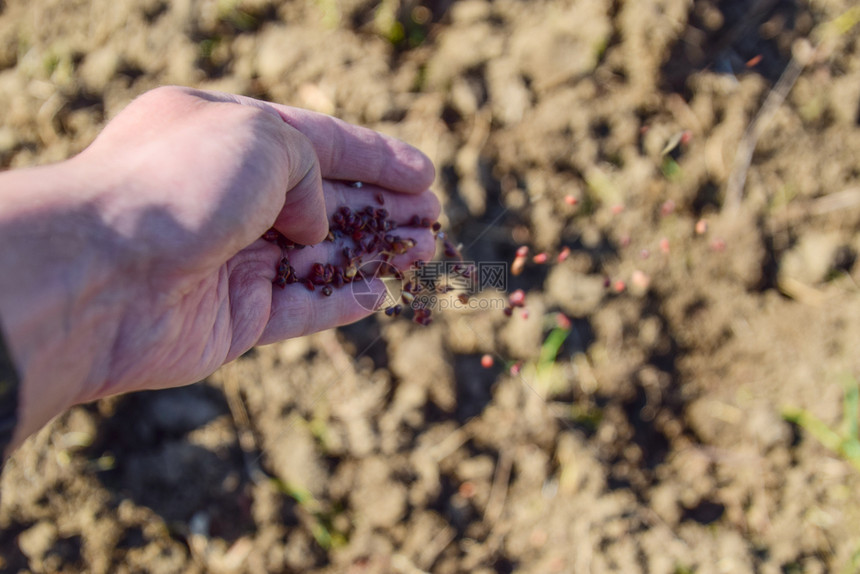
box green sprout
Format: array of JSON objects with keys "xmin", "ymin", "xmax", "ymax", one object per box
[
  {"xmin": 783, "ymin": 374, "xmax": 860, "ymax": 473},
  {"xmin": 269, "ymin": 477, "xmax": 348, "ymax": 550}
]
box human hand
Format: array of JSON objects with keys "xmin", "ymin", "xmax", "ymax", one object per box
[{"xmin": 0, "ymin": 86, "xmax": 438, "ymax": 447}]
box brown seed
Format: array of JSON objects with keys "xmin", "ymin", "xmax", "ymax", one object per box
[{"xmin": 321, "ymin": 285, "xmax": 333, "ymax": 296}]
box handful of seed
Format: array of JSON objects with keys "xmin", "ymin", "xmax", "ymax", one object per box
[{"xmin": 263, "ymin": 204, "xmax": 443, "ymax": 325}]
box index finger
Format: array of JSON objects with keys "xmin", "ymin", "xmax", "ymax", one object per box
[{"xmin": 196, "ymin": 90, "xmax": 435, "ymax": 194}]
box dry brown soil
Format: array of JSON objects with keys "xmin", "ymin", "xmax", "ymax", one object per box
[{"xmin": 2, "ymin": 0, "xmax": 860, "ymax": 572}]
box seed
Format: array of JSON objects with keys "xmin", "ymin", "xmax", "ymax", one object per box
[
  {"xmin": 503, "ymin": 307, "xmax": 513, "ymax": 317},
  {"xmin": 516, "ymin": 246, "xmax": 529, "ymax": 257},
  {"xmin": 508, "ymin": 289, "xmax": 526, "ymax": 307},
  {"xmin": 431, "ymin": 222, "xmax": 441, "ymax": 232},
  {"xmin": 564, "ymin": 195, "xmax": 578, "ymax": 206},
  {"xmin": 512, "ymin": 255, "xmax": 526, "ymax": 276},
  {"xmin": 532, "ymin": 252, "xmax": 548, "ymax": 264},
  {"xmin": 321, "ymin": 285, "xmax": 333, "ymax": 297},
  {"xmin": 481, "ymin": 354, "xmax": 494, "ymax": 368},
  {"xmin": 420, "ymin": 217, "xmax": 431, "ymax": 228},
  {"xmin": 273, "ymin": 276, "xmax": 287, "ymax": 289},
  {"xmin": 509, "ymin": 362, "xmax": 522, "ymax": 376},
  {"xmin": 556, "ymin": 313, "xmax": 572, "ymax": 330},
  {"xmin": 263, "ymin": 229, "xmax": 280, "ymax": 242},
  {"xmin": 660, "ymin": 200, "xmax": 676, "ymax": 216},
  {"xmin": 611, "ymin": 204, "xmax": 625, "ymax": 215},
  {"xmin": 303, "ymin": 279, "xmax": 315, "ymax": 292},
  {"xmin": 695, "ymin": 219, "xmax": 708, "ymax": 235},
  {"xmin": 613, "ymin": 279, "xmax": 626, "ymax": 293},
  {"xmin": 659, "ymin": 237, "xmax": 670, "ymax": 254},
  {"xmin": 631, "ymin": 270, "xmax": 650, "ymax": 290},
  {"xmin": 376, "ymin": 192, "xmax": 385, "ymax": 205},
  {"xmin": 351, "ymin": 181, "xmax": 364, "ymax": 189},
  {"xmin": 409, "ymin": 215, "xmax": 421, "ymax": 227},
  {"xmin": 557, "ymin": 247, "xmax": 570, "ymax": 263}
]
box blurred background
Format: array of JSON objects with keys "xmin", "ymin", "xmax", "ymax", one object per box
[{"xmin": 2, "ymin": 0, "xmax": 860, "ymax": 572}]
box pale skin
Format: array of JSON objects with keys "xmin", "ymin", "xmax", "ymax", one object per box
[{"xmin": 0, "ymin": 86, "xmax": 440, "ymax": 457}]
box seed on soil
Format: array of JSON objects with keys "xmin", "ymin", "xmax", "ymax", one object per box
[
  {"xmin": 556, "ymin": 313, "xmax": 572, "ymax": 330},
  {"xmin": 660, "ymin": 200, "xmax": 676, "ymax": 216},
  {"xmin": 508, "ymin": 289, "xmax": 526, "ymax": 308}
]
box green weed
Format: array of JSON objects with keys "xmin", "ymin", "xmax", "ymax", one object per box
[{"xmin": 783, "ymin": 374, "xmax": 860, "ymax": 473}]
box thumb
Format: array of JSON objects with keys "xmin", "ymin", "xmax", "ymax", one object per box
[{"xmin": 269, "ymin": 121, "xmax": 328, "ymax": 245}]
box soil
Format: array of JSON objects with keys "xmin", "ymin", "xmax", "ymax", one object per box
[{"xmin": 2, "ymin": 0, "xmax": 860, "ymax": 572}]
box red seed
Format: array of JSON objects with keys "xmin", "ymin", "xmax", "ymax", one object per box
[
  {"xmin": 556, "ymin": 313, "xmax": 572, "ymax": 330},
  {"xmin": 376, "ymin": 192, "xmax": 385, "ymax": 205},
  {"xmin": 613, "ymin": 279, "xmax": 626, "ymax": 293},
  {"xmin": 659, "ymin": 237, "xmax": 670, "ymax": 254},
  {"xmin": 532, "ymin": 252, "xmax": 548, "ymax": 264},
  {"xmin": 509, "ymin": 362, "xmax": 522, "ymax": 376},
  {"xmin": 564, "ymin": 195, "xmax": 578, "ymax": 206},
  {"xmin": 695, "ymin": 219, "xmax": 708, "ymax": 235},
  {"xmin": 516, "ymin": 246, "xmax": 529, "ymax": 257},
  {"xmin": 557, "ymin": 247, "xmax": 570, "ymax": 263},
  {"xmin": 746, "ymin": 54, "xmax": 762, "ymax": 68},
  {"xmin": 660, "ymin": 200, "xmax": 676, "ymax": 216},
  {"xmin": 481, "ymin": 354, "xmax": 494, "ymax": 368},
  {"xmin": 508, "ymin": 289, "xmax": 526, "ymax": 307}
]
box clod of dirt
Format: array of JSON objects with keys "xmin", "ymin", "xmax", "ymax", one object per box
[{"xmin": 778, "ymin": 231, "xmax": 842, "ymax": 286}]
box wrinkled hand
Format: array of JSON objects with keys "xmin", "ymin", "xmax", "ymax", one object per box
[{"xmin": 0, "ymin": 86, "xmax": 438, "ymax": 446}]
